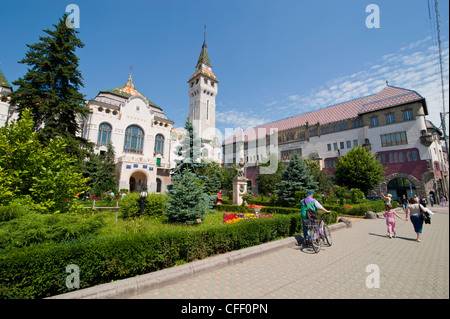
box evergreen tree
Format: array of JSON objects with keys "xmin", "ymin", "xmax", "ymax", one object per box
[
  {"xmin": 10, "ymin": 14, "xmax": 91, "ymax": 158},
  {"xmin": 171, "ymin": 118, "xmax": 206, "ymax": 180},
  {"xmin": 334, "ymin": 146, "xmax": 386, "ymax": 196},
  {"xmin": 165, "ymin": 170, "xmax": 209, "ymax": 224},
  {"xmin": 82, "ymin": 144, "xmax": 118, "ymax": 197},
  {"xmin": 276, "ymin": 153, "xmax": 318, "ymax": 206}
]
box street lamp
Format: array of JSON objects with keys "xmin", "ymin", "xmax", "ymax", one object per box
[{"xmin": 140, "ymin": 190, "xmax": 148, "ymax": 216}]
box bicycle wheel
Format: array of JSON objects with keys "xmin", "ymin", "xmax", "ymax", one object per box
[
  {"xmin": 310, "ymin": 227, "xmax": 321, "ymax": 253},
  {"xmin": 323, "ymin": 224, "xmax": 332, "ymax": 246}
]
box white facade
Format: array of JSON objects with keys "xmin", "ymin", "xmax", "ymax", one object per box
[
  {"xmin": 0, "ymin": 69, "xmax": 17, "ymax": 127},
  {"xmin": 82, "ymin": 74, "xmax": 183, "ymax": 194}
]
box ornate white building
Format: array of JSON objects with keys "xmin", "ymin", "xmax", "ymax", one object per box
[
  {"xmin": 81, "ymin": 72, "xmax": 184, "ymax": 194},
  {"xmin": 1, "ymin": 37, "xmax": 223, "ymax": 194}
]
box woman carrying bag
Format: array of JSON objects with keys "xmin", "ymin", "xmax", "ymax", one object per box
[{"xmin": 405, "ymin": 197, "xmax": 428, "ymax": 242}]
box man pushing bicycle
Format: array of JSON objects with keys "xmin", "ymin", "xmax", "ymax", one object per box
[{"xmin": 300, "ymin": 191, "xmax": 331, "ymax": 243}]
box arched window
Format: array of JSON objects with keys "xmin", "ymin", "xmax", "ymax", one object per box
[
  {"xmin": 124, "ymin": 125, "xmax": 144, "ymax": 154},
  {"xmin": 155, "ymin": 134, "xmax": 164, "ymax": 156},
  {"xmin": 97, "ymin": 122, "xmax": 112, "ymax": 146}
]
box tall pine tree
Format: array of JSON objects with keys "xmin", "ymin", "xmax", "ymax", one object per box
[
  {"xmin": 276, "ymin": 153, "xmax": 318, "ymax": 206},
  {"xmin": 171, "ymin": 118, "xmax": 206, "ymax": 179},
  {"xmin": 10, "ymin": 14, "xmax": 91, "ymax": 158}
]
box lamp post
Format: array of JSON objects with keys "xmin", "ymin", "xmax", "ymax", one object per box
[{"xmin": 140, "ymin": 190, "xmax": 148, "ymax": 216}]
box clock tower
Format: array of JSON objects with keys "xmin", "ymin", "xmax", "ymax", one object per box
[{"xmin": 187, "ymin": 33, "xmax": 220, "ymax": 161}]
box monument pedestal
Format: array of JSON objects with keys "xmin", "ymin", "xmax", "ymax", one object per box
[{"xmin": 232, "ymin": 178, "xmax": 248, "ymax": 206}]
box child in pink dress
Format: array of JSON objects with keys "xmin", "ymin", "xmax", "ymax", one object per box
[{"xmin": 383, "ymin": 204, "xmax": 407, "ymax": 238}]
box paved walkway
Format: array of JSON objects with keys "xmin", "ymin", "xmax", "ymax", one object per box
[{"xmin": 134, "ymin": 206, "xmax": 449, "ymax": 299}]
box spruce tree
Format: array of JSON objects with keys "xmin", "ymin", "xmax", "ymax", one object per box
[
  {"xmin": 171, "ymin": 118, "xmax": 206, "ymax": 180},
  {"xmin": 165, "ymin": 170, "xmax": 209, "ymax": 224},
  {"xmin": 10, "ymin": 14, "xmax": 91, "ymax": 158},
  {"xmin": 276, "ymin": 153, "xmax": 318, "ymax": 206}
]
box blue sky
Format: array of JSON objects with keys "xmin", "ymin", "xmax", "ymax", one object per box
[{"xmin": 1, "ymin": 0, "xmax": 449, "ymax": 138}]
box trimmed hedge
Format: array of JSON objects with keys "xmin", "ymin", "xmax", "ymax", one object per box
[{"xmin": 0, "ymin": 213, "xmax": 301, "ymax": 299}]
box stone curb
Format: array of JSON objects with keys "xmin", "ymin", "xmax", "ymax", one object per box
[{"xmin": 47, "ymin": 222, "xmax": 348, "ymax": 299}]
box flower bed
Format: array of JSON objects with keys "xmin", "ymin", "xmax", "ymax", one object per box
[{"xmin": 223, "ymin": 213, "xmax": 273, "ymax": 224}]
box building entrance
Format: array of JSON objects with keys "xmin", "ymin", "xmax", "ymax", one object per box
[{"xmin": 387, "ymin": 178, "xmax": 416, "ymax": 202}]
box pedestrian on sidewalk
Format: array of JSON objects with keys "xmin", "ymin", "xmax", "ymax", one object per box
[
  {"xmin": 383, "ymin": 204, "xmax": 407, "ymax": 238},
  {"xmin": 400, "ymin": 194, "xmax": 408, "ymax": 212},
  {"xmin": 419, "ymin": 196, "xmax": 427, "ymax": 207},
  {"xmin": 405, "ymin": 197, "xmax": 427, "ymax": 242}
]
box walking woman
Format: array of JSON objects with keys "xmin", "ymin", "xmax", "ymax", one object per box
[{"xmin": 405, "ymin": 197, "xmax": 427, "ymax": 242}]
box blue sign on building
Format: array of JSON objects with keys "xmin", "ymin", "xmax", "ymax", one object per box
[
  {"xmin": 149, "ymin": 167, "xmax": 153, "ymax": 171},
  {"xmin": 126, "ymin": 165, "xmax": 131, "ymax": 169},
  {"xmin": 133, "ymin": 164, "xmax": 138, "ymax": 168},
  {"xmin": 143, "ymin": 165, "xmax": 148, "ymax": 169}
]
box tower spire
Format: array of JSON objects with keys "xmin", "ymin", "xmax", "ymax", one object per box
[
  {"xmin": 204, "ymin": 24, "xmax": 206, "ymax": 44},
  {"xmin": 125, "ymin": 65, "xmax": 135, "ymax": 89}
]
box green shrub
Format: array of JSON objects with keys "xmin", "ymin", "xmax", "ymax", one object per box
[
  {"xmin": 120, "ymin": 193, "xmax": 168, "ymax": 219},
  {"xmin": 0, "ymin": 214, "xmax": 301, "ymax": 299},
  {"xmin": 349, "ymin": 188, "xmax": 365, "ymax": 204},
  {"xmin": 0, "ymin": 212, "xmax": 105, "ymax": 250}
]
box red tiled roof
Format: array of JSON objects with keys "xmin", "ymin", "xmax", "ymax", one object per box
[
  {"xmin": 223, "ymin": 86, "xmax": 424, "ymax": 145},
  {"xmin": 359, "ymin": 86, "xmax": 423, "ymax": 114}
]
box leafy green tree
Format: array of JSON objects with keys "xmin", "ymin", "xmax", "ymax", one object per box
[
  {"xmin": 276, "ymin": 153, "xmax": 318, "ymax": 206},
  {"xmin": 165, "ymin": 170, "xmax": 209, "ymax": 224},
  {"xmin": 257, "ymin": 153, "xmax": 284, "ymax": 195},
  {"xmin": 0, "ymin": 109, "xmax": 89, "ymax": 213},
  {"xmin": 304, "ymin": 158, "xmax": 333, "ymax": 194},
  {"xmin": 334, "ymin": 146, "xmax": 386, "ymax": 196},
  {"xmin": 9, "ymin": 14, "xmax": 91, "ymax": 158}
]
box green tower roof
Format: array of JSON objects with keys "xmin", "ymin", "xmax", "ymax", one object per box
[
  {"xmin": 0, "ymin": 68, "xmax": 12, "ymax": 89},
  {"xmin": 196, "ymin": 41, "xmax": 212, "ymax": 68}
]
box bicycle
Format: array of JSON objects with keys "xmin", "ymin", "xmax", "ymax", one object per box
[{"xmin": 304, "ymin": 213, "xmax": 332, "ymax": 253}]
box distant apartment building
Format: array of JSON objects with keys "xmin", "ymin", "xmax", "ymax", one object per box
[{"xmin": 223, "ymin": 85, "xmax": 449, "ymax": 202}]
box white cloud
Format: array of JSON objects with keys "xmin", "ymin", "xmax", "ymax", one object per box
[
  {"xmin": 282, "ymin": 36, "xmax": 449, "ymax": 133},
  {"xmin": 216, "ymin": 109, "xmax": 271, "ymax": 131}
]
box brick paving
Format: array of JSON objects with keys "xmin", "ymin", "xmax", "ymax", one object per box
[{"xmin": 134, "ymin": 207, "xmax": 449, "ymax": 299}]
